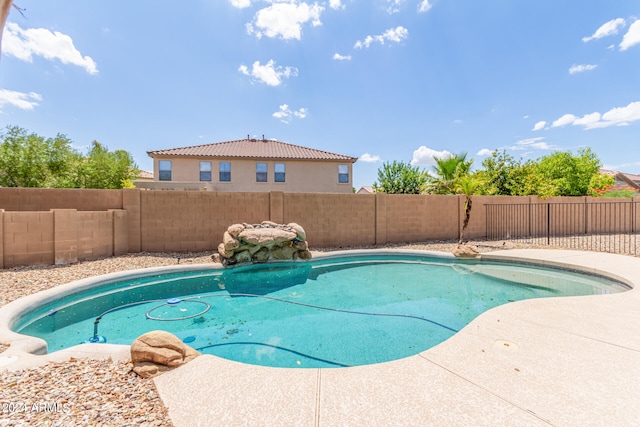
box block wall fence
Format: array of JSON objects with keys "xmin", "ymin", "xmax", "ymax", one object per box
[{"xmin": 1, "ymin": 188, "xmax": 638, "ymax": 268}]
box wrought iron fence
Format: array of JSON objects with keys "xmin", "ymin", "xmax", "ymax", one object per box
[{"xmin": 485, "ymin": 201, "xmax": 640, "ymax": 256}]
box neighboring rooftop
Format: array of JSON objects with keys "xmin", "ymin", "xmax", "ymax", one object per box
[
  {"xmin": 137, "ymin": 170, "xmax": 154, "ymax": 180},
  {"xmin": 600, "ymin": 169, "xmax": 640, "ymax": 192},
  {"xmin": 147, "ymin": 137, "xmax": 358, "ymax": 162}
]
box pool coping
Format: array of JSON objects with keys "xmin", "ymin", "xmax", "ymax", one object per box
[{"xmin": 2, "ymin": 249, "xmax": 640, "ymax": 425}]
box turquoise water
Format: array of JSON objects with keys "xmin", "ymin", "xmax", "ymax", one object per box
[{"xmin": 14, "ymin": 254, "xmax": 628, "ymax": 368}]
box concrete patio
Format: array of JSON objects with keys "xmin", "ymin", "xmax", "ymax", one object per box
[{"xmin": 153, "ymin": 249, "xmax": 640, "ymax": 426}]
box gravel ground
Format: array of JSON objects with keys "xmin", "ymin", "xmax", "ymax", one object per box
[{"xmin": 0, "ymin": 240, "xmax": 545, "ymax": 426}]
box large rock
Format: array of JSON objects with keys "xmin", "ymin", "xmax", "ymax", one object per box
[
  {"xmin": 238, "ymin": 228, "xmax": 297, "ymax": 245},
  {"xmin": 287, "ymin": 223, "xmax": 307, "ymax": 241},
  {"xmin": 223, "ymin": 231, "xmax": 240, "ymax": 251},
  {"xmin": 218, "ymin": 222, "xmax": 311, "ymax": 265},
  {"xmin": 270, "ymin": 245, "xmax": 298, "ymax": 260},
  {"xmin": 131, "ymin": 330, "xmax": 200, "ymax": 379},
  {"xmin": 452, "ymin": 244, "xmax": 480, "ymax": 258},
  {"xmin": 227, "ymin": 223, "xmax": 245, "ymax": 238}
]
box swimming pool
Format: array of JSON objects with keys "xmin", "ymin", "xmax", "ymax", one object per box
[{"xmin": 9, "ymin": 252, "xmax": 629, "ymax": 368}]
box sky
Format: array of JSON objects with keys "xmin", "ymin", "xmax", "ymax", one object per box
[{"xmin": 1, "ymin": 1, "xmax": 639, "ymax": 191}]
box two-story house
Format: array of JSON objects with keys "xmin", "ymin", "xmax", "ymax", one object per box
[{"xmin": 137, "ymin": 136, "xmax": 358, "ymax": 193}]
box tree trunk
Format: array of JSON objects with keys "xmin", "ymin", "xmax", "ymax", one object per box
[
  {"xmin": 0, "ymin": 0, "xmax": 12, "ymax": 54},
  {"xmin": 459, "ymin": 196, "xmax": 472, "ymax": 244}
]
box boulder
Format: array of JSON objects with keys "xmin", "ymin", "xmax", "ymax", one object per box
[
  {"xmin": 287, "ymin": 223, "xmax": 307, "ymax": 241},
  {"xmin": 270, "ymin": 245, "xmax": 298, "ymax": 260},
  {"xmin": 238, "ymin": 228, "xmax": 297, "ymax": 245},
  {"xmin": 227, "ymin": 224, "xmax": 245, "ymax": 238},
  {"xmin": 218, "ymin": 242, "xmax": 234, "ymax": 259},
  {"xmin": 131, "ymin": 330, "xmax": 200, "ymax": 379},
  {"xmin": 217, "ymin": 222, "xmax": 311, "ymax": 265},
  {"xmin": 234, "ymin": 250, "xmax": 252, "ymax": 264},
  {"xmin": 452, "ymin": 244, "xmax": 480, "ymax": 258},
  {"xmin": 223, "ymin": 231, "xmax": 240, "ymax": 251},
  {"xmin": 292, "ymin": 239, "xmax": 308, "ymax": 251},
  {"xmin": 252, "ymin": 247, "xmax": 270, "ymax": 262}
]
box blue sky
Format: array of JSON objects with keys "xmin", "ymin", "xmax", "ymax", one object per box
[{"xmin": 1, "ymin": 1, "xmax": 639, "ymax": 190}]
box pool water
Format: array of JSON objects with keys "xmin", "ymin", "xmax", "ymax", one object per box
[{"xmin": 14, "ymin": 254, "xmax": 628, "ymax": 368}]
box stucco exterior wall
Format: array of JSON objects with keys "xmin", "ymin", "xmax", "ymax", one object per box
[{"xmin": 149, "ymin": 158, "xmax": 354, "ymax": 194}]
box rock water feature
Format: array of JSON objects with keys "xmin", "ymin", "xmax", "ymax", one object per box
[{"xmin": 216, "ymin": 221, "xmax": 312, "ymax": 266}]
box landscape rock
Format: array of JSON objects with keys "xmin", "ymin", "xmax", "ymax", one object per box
[
  {"xmin": 131, "ymin": 330, "xmax": 200, "ymax": 379},
  {"xmin": 288, "ymin": 222, "xmax": 307, "ymax": 240},
  {"xmin": 227, "ymin": 223, "xmax": 245, "ymax": 237},
  {"xmin": 452, "ymin": 244, "xmax": 480, "ymax": 258},
  {"xmin": 238, "ymin": 228, "xmax": 297, "ymax": 245},
  {"xmin": 217, "ymin": 222, "xmax": 311, "ymax": 265},
  {"xmin": 223, "ymin": 231, "xmax": 240, "ymax": 251}
]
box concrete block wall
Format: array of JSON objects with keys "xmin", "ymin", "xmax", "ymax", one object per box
[
  {"xmin": 3, "ymin": 211, "xmax": 55, "ymax": 268},
  {"xmin": 283, "ymin": 193, "xmax": 376, "ymax": 247},
  {"xmin": 0, "ymin": 188, "xmax": 123, "ymax": 211},
  {"xmin": 140, "ymin": 190, "xmax": 270, "ymax": 252},
  {"xmin": 0, "ymin": 208, "xmax": 128, "ymax": 268},
  {"xmin": 53, "ymin": 209, "xmax": 78, "ymax": 265},
  {"xmin": 77, "ymin": 211, "xmax": 114, "ymax": 261},
  {"xmin": 385, "ymin": 194, "xmax": 459, "ymax": 243},
  {"xmin": 2, "ymin": 187, "xmax": 637, "ymax": 268}
]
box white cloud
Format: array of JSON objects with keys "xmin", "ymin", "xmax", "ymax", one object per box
[
  {"xmin": 550, "ymin": 101, "xmax": 640, "ymax": 129},
  {"xmin": 238, "ymin": 59, "xmax": 298, "ymax": 86},
  {"xmin": 386, "ymin": 0, "xmax": 404, "ymax": 14},
  {"xmin": 229, "ymin": 0, "xmax": 252, "ymax": 8},
  {"xmin": 477, "ymin": 148, "xmax": 493, "ymax": 156},
  {"xmin": 2, "ymin": 22, "xmax": 98, "ymax": 74},
  {"xmin": 417, "ymin": 0, "xmax": 432, "ymax": 13},
  {"xmin": 552, "ymin": 113, "xmax": 578, "ymax": 128},
  {"xmin": 532, "ymin": 121, "xmax": 547, "ymax": 131},
  {"xmin": 354, "ymin": 26, "xmax": 409, "ymax": 49},
  {"xmin": 573, "ymin": 112, "xmax": 602, "ymax": 128},
  {"xmin": 509, "ymin": 137, "xmax": 553, "ymax": 151},
  {"xmin": 272, "ymin": 104, "xmax": 308, "ymax": 123},
  {"xmin": 410, "ymin": 146, "xmax": 452, "ymax": 166},
  {"xmin": 582, "ymin": 18, "xmax": 626, "ymax": 42},
  {"xmin": 0, "ymin": 89, "xmax": 42, "ymax": 111},
  {"xmin": 329, "ymin": 0, "xmax": 344, "ymax": 10},
  {"xmin": 359, "ymin": 153, "xmax": 382, "ymax": 162},
  {"xmin": 569, "ymin": 64, "xmax": 597, "ymax": 74},
  {"xmin": 620, "ymin": 19, "xmax": 640, "ymax": 51},
  {"xmin": 332, "ymin": 52, "xmax": 351, "ymax": 61},
  {"xmin": 246, "ymin": 2, "xmax": 324, "ymax": 40}
]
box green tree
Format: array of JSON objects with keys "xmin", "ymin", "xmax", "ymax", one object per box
[
  {"xmin": 373, "ymin": 161, "xmax": 426, "ymax": 194},
  {"xmin": 425, "ymin": 152, "xmax": 473, "ymax": 194},
  {"xmin": 75, "ymin": 141, "xmax": 139, "ymax": 189},
  {"xmin": 0, "ymin": 126, "xmax": 138, "ymax": 189},
  {"xmin": 0, "ymin": 126, "xmax": 80, "ymax": 187},
  {"xmin": 536, "ymin": 148, "xmax": 601, "ymax": 196},
  {"xmin": 588, "ymin": 173, "xmax": 615, "ymax": 197}
]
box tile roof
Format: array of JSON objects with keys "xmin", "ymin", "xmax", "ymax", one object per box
[
  {"xmin": 147, "ymin": 138, "xmax": 358, "ymax": 162},
  {"xmin": 138, "ymin": 170, "xmax": 154, "ymax": 179}
]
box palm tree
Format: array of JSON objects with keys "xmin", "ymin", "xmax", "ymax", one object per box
[
  {"xmin": 426, "ymin": 152, "xmax": 473, "ymax": 194},
  {"xmin": 455, "ymin": 175, "xmax": 480, "ymax": 243}
]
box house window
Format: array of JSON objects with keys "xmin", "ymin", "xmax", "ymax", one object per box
[
  {"xmin": 256, "ymin": 163, "xmax": 267, "ymax": 182},
  {"xmin": 159, "ymin": 160, "xmax": 172, "ymax": 181},
  {"xmin": 219, "ymin": 162, "xmax": 231, "ymax": 182},
  {"xmin": 200, "ymin": 161, "xmax": 212, "ymax": 181},
  {"xmin": 338, "ymin": 164, "xmax": 349, "ymax": 183},
  {"xmin": 274, "ymin": 163, "xmax": 286, "ymax": 183}
]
